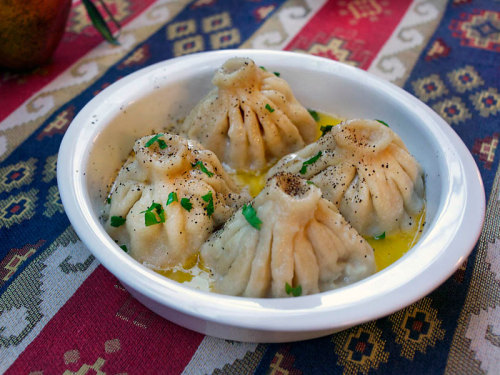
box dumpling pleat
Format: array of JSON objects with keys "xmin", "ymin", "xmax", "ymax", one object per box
[
  {"xmin": 313, "ymin": 163, "xmax": 356, "ymax": 206},
  {"xmin": 359, "ymin": 161, "xmax": 403, "ymax": 233},
  {"xmin": 109, "ymin": 181, "xmax": 143, "ymax": 219},
  {"xmin": 316, "ymin": 201, "xmax": 370, "ymax": 257},
  {"xmin": 307, "ymin": 220, "xmax": 343, "ymax": 284},
  {"xmin": 261, "ymin": 79, "xmax": 317, "ymax": 143},
  {"xmin": 214, "ymin": 227, "xmax": 259, "ymax": 296},
  {"xmin": 164, "ymin": 201, "xmax": 187, "ymax": 265},
  {"xmin": 244, "ymin": 225, "xmax": 273, "ymax": 297},
  {"xmin": 315, "ymin": 200, "xmax": 375, "ymax": 287},
  {"xmin": 390, "ymin": 145, "xmax": 425, "ymax": 199},
  {"xmin": 227, "ymin": 98, "xmax": 249, "ymax": 169},
  {"xmin": 271, "ymin": 110, "xmax": 304, "ymax": 149},
  {"xmin": 341, "ymin": 174, "xmax": 376, "ymax": 235},
  {"xmin": 200, "ymin": 217, "xmax": 247, "ymax": 272},
  {"xmin": 259, "ymin": 112, "xmax": 287, "ymax": 160},
  {"xmin": 293, "ymin": 230, "xmax": 320, "ymax": 295},
  {"xmin": 270, "ymin": 223, "xmax": 296, "ymax": 297},
  {"xmin": 390, "ymin": 145, "xmax": 423, "ymax": 187},
  {"xmin": 242, "ymin": 102, "xmax": 266, "ymax": 170},
  {"xmin": 383, "ymin": 153, "xmax": 424, "ymax": 214}
]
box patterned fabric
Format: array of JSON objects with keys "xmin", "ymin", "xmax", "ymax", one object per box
[{"xmin": 0, "ymin": 0, "xmax": 498, "ymax": 373}]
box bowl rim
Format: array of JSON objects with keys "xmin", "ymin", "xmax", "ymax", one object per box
[{"xmin": 57, "ymin": 49, "xmax": 485, "ymax": 334}]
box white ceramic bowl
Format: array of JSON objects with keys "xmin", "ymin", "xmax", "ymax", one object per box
[{"xmin": 57, "ymin": 50, "xmax": 485, "ymax": 343}]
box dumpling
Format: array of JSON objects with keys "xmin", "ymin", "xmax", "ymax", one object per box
[
  {"xmin": 200, "ymin": 173, "xmax": 375, "ymax": 298},
  {"xmin": 266, "ymin": 119, "xmax": 425, "ymax": 237},
  {"xmin": 180, "ymin": 57, "xmax": 317, "ymax": 172},
  {"xmin": 104, "ymin": 133, "xmax": 250, "ymax": 269}
]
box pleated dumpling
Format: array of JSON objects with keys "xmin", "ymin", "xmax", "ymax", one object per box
[
  {"xmin": 104, "ymin": 133, "xmax": 250, "ymax": 269},
  {"xmin": 267, "ymin": 119, "xmax": 425, "ymax": 237},
  {"xmin": 181, "ymin": 57, "xmax": 317, "ymax": 172},
  {"xmin": 200, "ymin": 173, "xmax": 375, "ymax": 298}
]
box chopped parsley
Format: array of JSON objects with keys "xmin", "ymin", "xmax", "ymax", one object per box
[
  {"xmin": 265, "ymin": 103, "xmax": 275, "ymax": 113},
  {"xmin": 308, "ymin": 109, "xmax": 320, "ymax": 122},
  {"xmin": 145, "ymin": 134, "xmax": 167, "ymax": 149},
  {"xmin": 166, "ymin": 191, "xmax": 178, "ymax": 206},
  {"xmin": 320, "ymin": 125, "xmax": 333, "ymax": 137},
  {"xmin": 120, "ymin": 245, "xmax": 128, "ymax": 252},
  {"xmin": 242, "ymin": 204, "xmax": 262, "ymax": 230},
  {"xmin": 140, "ymin": 202, "xmax": 166, "ymax": 226},
  {"xmin": 300, "ymin": 151, "xmax": 322, "ymax": 174},
  {"xmin": 376, "ymin": 119, "xmax": 389, "ymax": 127},
  {"xmin": 181, "ymin": 198, "xmax": 193, "ymax": 212},
  {"xmin": 110, "ymin": 216, "xmax": 126, "ymax": 227},
  {"xmin": 202, "ymin": 191, "xmax": 214, "ymax": 217},
  {"xmin": 260, "ymin": 66, "xmax": 280, "ymax": 77},
  {"xmin": 306, "ymin": 180, "xmax": 316, "ymax": 185},
  {"xmin": 285, "ymin": 282, "xmax": 302, "ymax": 297},
  {"xmin": 374, "ymin": 232, "xmax": 386, "ymax": 240},
  {"xmin": 106, "ymin": 197, "xmax": 111, "ymax": 204},
  {"xmin": 191, "ymin": 161, "xmax": 214, "ymax": 177}
]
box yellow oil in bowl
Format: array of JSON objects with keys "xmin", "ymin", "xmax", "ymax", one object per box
[{"xmin": 366, "ymin": 210, "xmax": 425, "ymax": 270}]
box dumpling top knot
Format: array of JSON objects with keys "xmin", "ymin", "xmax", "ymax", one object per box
[
  {"xmin": 212, "ymin": 57, "xmax": 260, "ymax": 89},
  {"xmin": 333, "ymin": 119, "xmax": 396, "ymax": 152},
  {"xmin": 181, "ymin": 57, "xmax": 317, "ymax": 172}
]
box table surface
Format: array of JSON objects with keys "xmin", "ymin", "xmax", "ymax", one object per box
[{"xmin": 1, "ymin": 0, "xmax": 499, "ymax": 373}]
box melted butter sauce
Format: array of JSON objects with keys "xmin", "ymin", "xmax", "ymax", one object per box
[
  {"xmin": 157, "ymin": 111, "xmax": 425, "ymax": 286},
  {"xmin": 155, "ymin": 255, "xmax": 213, "ymax": 290},
  {"xmin": 231, "ymin": 167, "xmax": 269, "ymax": 198},
  {"xmin": 366, "ymin": 209, "xmax": 426, "ymax": 270}
]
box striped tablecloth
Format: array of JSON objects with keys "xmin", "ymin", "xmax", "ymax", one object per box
[{"xmin": 1, "ymin": 0, "xmax": 499, "ymax": 373}]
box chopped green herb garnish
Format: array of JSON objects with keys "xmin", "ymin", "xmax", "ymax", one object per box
[
  {"xmin": 242, "ymin": 204, "xmax": 262, "ymax": 230},
  {"xmin": 374, "ymin": 232, "xmax": 386, "ymax": 240},
  {"xmin": 140, "ymin": 202, "xmax": 166, "ymax": 226},
  {"xmin": 376, "ymin": 119, "xmax": 389, "ymax": 127},
  {"xmin": 202, "ymin": 191, "xmax": 214, "ymax": 217},
  {"xmin": 274, "ymin": 72, "xmax": 280, "ymax": 77},
  {"xmin": 110, "ymin": 216, "xmax": 126, "ymax": 227},
  {"xmin": 120, "ymin": 245, "xmax": 128, "ymax": 252},
  {"xmin": 259, "ymin": 65, "xmax": 267, "ymax": 71},
  {"xmin": 306, "ymin": 180, "xmax": 316, "ymax": 185},
  {"xmin": 300, "ymin": 151, "xmax": 322, "ymax": 174},
  {"xmin": 308, "ymin": 109, "xmax": 320, "ymax": 122},
  {"xmin": 181, "ymin": 198, "xmax": 193, "ymax": 212},
  {"xmin": 320, "ymin": 125, "xmax": 333, "ymax": 136},
  {"xmin": 265, "ymin": 103, "xmax": 275, "ymax": 113},
  {"xmin": 157, "ymin": 139, "xmax": 167, "ymax": 149},
  {"xmin": 145, "ymin": 134, "xmax": 167, "ymax": 149},
  {"xmin": 166, "ymin": 191, "xmax": 178, "ymax": 206},
  {"xmin": 145, "ymin": 134, "xmax": 160, "ymax": 147},
  {"xmin": 106, "ymin": 197, "xmax": 111, "ymax": 204},
  {"xmin": 285, "ymin": 282, "xmax": 302, "ymax": 297},
  {"xmin": 191, "ymin": 161, "xmax": 214, "ymax": 177}
]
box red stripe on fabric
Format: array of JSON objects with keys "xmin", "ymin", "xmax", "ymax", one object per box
[
  {"xmin": 284, "ymin": 0, "xmax": 413, "ymax": 70},
  {"xmin": 0, "ymin": 0, "xmax": 156, "ymax": 122},
  {"xmin": 6, "ymin": 266, "xmax": 204, "ymax": 374}
]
